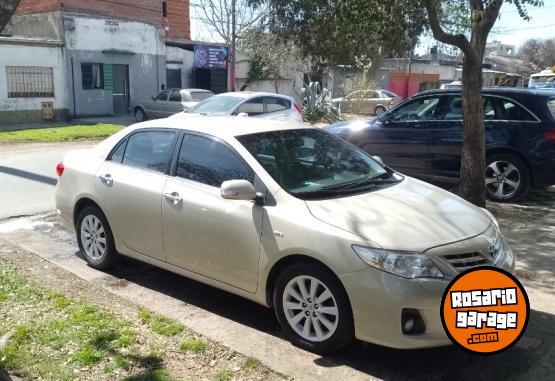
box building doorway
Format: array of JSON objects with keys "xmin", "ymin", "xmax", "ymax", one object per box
[{"xmin": 112, "ymin": 64, "xmax": 129, "ymax": 114}]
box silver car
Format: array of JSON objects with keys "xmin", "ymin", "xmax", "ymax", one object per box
[
  {"xmin": 332, "ymin": 89, "xmax": 402, "ymax": 116},
  {"xmin": 55, "ymin": 117, "xmax": 514, "ymax": 353},
  {"xmin": 132, "ymin": 88, "xmax": 214, "ymax": 121},
  {"xmin": 170, "ymin": 92, "xmax": 304, "ymax": 122}
]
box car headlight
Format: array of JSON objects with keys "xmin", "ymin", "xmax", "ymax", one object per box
[
  {"xmin": 352, "ymin": 245, "xmax": 443, "ymax": 279},
  {"xmin": 480, "ymin": 207, "xmax": 499, "ymax": 229}
]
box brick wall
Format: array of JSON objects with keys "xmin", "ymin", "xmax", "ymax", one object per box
[{"xmin": 15, "ymin": 0, "xmax": 190, "ymax": 40}]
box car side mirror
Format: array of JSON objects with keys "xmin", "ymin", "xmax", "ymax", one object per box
[
  {"xmin": 372, "ymin": 156, "xmax": 384, "ymax": 165},
  {"xmin": 221, "ymin": 180, "xmax": 257, "ymax": 201}
]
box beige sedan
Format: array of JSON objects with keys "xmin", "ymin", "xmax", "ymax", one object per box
[{"xmin": 55, "ymin": 117, "xmax": 514, "ymax": 353}]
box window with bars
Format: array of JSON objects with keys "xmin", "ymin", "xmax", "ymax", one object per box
[
  {"xmin": 6, "ymin": 66, "xmax": 55, "ymax": 98},
  {"xmin": 82, "ymin": 63, "xmax": 104, "ymax": 90}
]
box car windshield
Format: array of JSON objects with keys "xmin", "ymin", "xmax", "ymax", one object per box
[
  {"xmin": 190, "ymin": 95, "xmax": 244, "ymax": 115},
  {"xmin": 190, "ymin": 92, "xmax": 213, "ymax": 102},
  {"xmin": 382, "ymin": 90, "xmax": 397, "ymax": 98},
  {"xmin": 237, "ymin": 129, "xmax": 398, "ymax": 199}
]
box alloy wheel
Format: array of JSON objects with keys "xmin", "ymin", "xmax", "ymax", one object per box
[
  {"xmin": 282, "ymin": 275, "xmax": 339, "ymax": 342},
  {"xmin": 80, "ymin": 215, "xmax": 107, "ymax": 261},
  {"xmin": 485, "ymin": 160, "xmax": 521, "ymax": 200}
]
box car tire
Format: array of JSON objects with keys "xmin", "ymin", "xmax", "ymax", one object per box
[
  {"xmin": 76, "ymin": 206, "xmax": 117, "ymax": 269},
  {"xmin": 273, "ymin": 262, "xmax": 354, "ymax": 353},
  {"xmin": 374, "ymin": 106, "xmax": 387, "ymax": 116},
  {"xmin": 135, "ymin": 108, "xmax": 147, "ymax": 122},
  {"xmin": 485, "ymin": 153, "xmax": 530, "ymax": 202}
]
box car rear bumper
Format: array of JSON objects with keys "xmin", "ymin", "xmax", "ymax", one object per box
[{"xmin": 531, "ymin": 157, "xmax": 555, "ymax": 188}]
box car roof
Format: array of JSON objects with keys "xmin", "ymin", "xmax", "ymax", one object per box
[
  {"xmin": 213, "ymin": 91, "xmax": 294, "ymax": 100},
  {"xmin": 130, "ymin": 116, "xmax": 309, "ymax": 138},
  {"xmin": 416, "ymin": 87, "xmax": 555, "ymax": 98}
]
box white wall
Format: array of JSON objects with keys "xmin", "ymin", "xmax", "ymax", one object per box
[
  {"xmin": 0, "ymin": 41, "xmax": 68, "ymax": 113},
  {"xmin": 65, "ymin": 16, "xmax": 165, "ymax": 56}
]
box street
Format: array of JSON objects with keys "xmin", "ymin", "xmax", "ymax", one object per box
[
  {"xmin": 0, "ymin": 140, "xmax": 554, "ymax": 380},
  {"xmin": 0, "ymin": 142, "xmax": 95, "ymax": 219}
]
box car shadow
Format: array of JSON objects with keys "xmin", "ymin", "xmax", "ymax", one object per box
[{"xmin": 96, "ymin": 254, "xmax": 553, "ymax": 380}]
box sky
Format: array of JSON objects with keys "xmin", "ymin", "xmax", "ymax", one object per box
[{"xmin": 190, "ymin": 1, "xmax": 555, "ymax": 52}]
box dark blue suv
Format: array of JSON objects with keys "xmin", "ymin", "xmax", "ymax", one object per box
[{"xmin": 325, "ymin": 88, "xmax": 555, "ymax": 202}]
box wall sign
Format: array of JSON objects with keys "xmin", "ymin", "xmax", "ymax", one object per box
[{"xmin": 193, "ymin": 45, "xmax": 228, "ymax": 69}]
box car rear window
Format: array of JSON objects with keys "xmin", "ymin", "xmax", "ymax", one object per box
[
  {"xmin": 190, "ymin": 92, "xmax": 213, "ymax": 102},
  {"xmin": 548, "ymin": 98, "xmax": 555, "ymax": 120}
]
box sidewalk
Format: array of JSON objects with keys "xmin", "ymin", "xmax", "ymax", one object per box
[{"xmin": 1, "ymin": 115, "xmax": 134, "ymax": 132}]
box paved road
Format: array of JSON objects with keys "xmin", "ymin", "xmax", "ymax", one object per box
[{"xmin": 0, "ymin": 141, "xmax": 96, "ymax": 219}]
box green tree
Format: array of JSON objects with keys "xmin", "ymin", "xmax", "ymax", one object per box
[
  {"xmin": 517, "ymin": 37, "xmax": 555, "ymax": 76},
  {"xmin": 0, "ymin": 0, "xmax": 22, "ymax": 33},
  {"xmin": 256, "ymin": 0, "xmax": 543, "ymax": 206}
]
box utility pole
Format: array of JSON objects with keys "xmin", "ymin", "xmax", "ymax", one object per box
[{"xmin": 230, "ymin": 0, "xmax": 236, "ymax": 91}]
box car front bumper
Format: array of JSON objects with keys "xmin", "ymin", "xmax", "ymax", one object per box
[
  {"xmin": 340, "ymin": 225, "xmax": 515, "ymax": 349},
  {"xmin": 340, "ymin": 268, "xmax": 452, "ymax": 349}
]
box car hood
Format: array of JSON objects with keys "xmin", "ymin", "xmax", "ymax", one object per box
[
  {"xmin": 323, "ymin": 118, "xmax": 377, "ymax": 135},
  {"xmin": 305, "ymin": 177, "xmax": 492, "ymax": 252}
]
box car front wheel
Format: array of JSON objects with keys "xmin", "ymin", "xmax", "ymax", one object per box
[
  {"xmin": 273, "ymin": 262, "xmax": 354, "ymax": 353},
  {"xmin": 485, "ymin": 153, "xmax": 530, "ymax": 202},
  {"xmin": 76, "ymin": 206, "xmax": 117, "ymax": 269},
  {"xmin": 135, "ymin": 108, "xmax": 147, "ymax": 122}
]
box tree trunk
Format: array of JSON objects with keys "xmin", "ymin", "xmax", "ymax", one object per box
[
  {"xmin": 0, "ymin": 0, "xmax": 22, "ymax": 33},
  {"xmin": 459, "ymin": 54, "xmax": 486, "ymax": 207}
]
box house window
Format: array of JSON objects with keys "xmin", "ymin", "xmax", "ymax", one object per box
[
  {"xmin": 6, "ymin": 66, "xmax": 54, "ymax": 98},
  {"xmin": 82, "ymin": 63, "xmax": 104, "ymax": 89}
]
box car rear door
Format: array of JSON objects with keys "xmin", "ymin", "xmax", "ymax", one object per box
[
  {"xmin": 95, "ymin": 129, "xmax": 178, "ymax": 261},
  {"xmin": 360, "ymin": 94, "xmax": 445, "ymax": 176},
  {"xmin": 261, "ymin": 96, "xmax": 294, "ymax": 120},
  {"xmin": 161, "ymin": 133, "xmax": 264, "ymax": 293}
]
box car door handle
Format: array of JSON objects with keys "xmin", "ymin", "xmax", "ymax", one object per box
[
  {"xmin": 164, "ymin": 192, "xmax": 182, "ymax": 204},
  {"xmin": 99, "ymin": 174, "xmax": 113, "ymax": 185}
]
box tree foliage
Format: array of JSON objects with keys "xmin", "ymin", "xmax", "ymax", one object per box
[
  {"xmin": 0, "ymin": 0, "xmax": 22, "ymax": 33},
  {"xmin": 517, "ymin": 38, "xmax": 555, "ymax": 76},
  {"xmin": 250, "ymin": 0, "xmax": 427, "ymax": 70}
]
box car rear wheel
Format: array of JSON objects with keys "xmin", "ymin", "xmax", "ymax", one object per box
[
  {"xmin": 76, "ymin": 206, "xmax": 117, "ymax": 269},
  {"xmin": 375, "ymin": 106, "xmax": 387, "ymax": 116},
  {"xmin": 273, "ymin": 262, "xmax": 354, "ymax": 353},
  {"xmin": 485, "ymin": 153, "xmax": 530, "ymax": 202},
  {"xmin": 135, "ymin": 108, "xmax": 147, "ymax": 122}
]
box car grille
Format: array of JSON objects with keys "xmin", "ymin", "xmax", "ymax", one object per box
[{"xmin": 441, "ymin": 252, "xmax": 491, "ymax": 271}]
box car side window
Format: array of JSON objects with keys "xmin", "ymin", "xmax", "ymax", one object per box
[
  {"xmin": 265, "ymin": 97, "xmax": 291, "ymax": 113},
  {"xmin": 109, "ymin": 139, "xmax": 128, "ymax": 163},
  {"xmin": 389, "ymin": 96, "xmax": 443, "ymax": 122},
  {"xmin": 484, "ymin": 97, "xmax": 499, "ymax": 120},
  {"xmin": 443, "ymin": 97, "xmax": 463, "ymax": 120},
  {"xmin": 176, "ymin": 134, "xmax": 254, "ymax": 187},
  {"xmin": 234, "ymin": 98, "xmax": 264, "ymax": 116},
  {"xmin": 496, "ymin": 98, "xmax": 536, "ymax": 121},
  {"xmin": 169, "ymin": 90, "xmax": 182, "ymax": 102},
  {"xmin": 121, "ymin": 131, "xmax": 176, "ymax": 173},
  {"xmin": 154, "ymin": 90, "xmax": 170, "ymax": 101}
]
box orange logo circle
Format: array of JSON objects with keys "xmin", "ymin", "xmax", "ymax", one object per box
[{"xmin": 441, "ymin": 267, "xmax": 529, "ymax": 354}]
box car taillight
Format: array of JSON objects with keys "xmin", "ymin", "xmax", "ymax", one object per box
[
  {"xmin": 294, "ymin": 102, "xmax": 303, "ymax": 113},
  {"xmin": 56, "ymin": 162, "xmax": 64, "ymax": 176},
  {"xmin": 544, "ymin": 130, "xmax": 555, "ymax": 143},
  {"xmin": 388, "ymin": 99, "xmax": 394, "ymax": 106}
]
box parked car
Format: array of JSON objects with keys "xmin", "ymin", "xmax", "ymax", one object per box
[
  {"xmin": 55, "ymin": 117, "xmax": 514, "ymax": 353},
  {"xmin": 170, "ymin": 91, "xmax": 303, "ymax": 122},
  {"xmin": 331, "ymin": 89, "xmax": 402, "ymax": 116},
  {"xmin": 131, "ymin": 88, "xmax": 214, "ymax": 121},
  {"xmin": 325, "ymin": 88, "xmax": 555, "ymax": 202}
]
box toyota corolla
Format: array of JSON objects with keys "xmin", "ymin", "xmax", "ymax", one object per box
[{"xmin": 55, "ymin": 117, "xmax": 514, "ymax": 353}]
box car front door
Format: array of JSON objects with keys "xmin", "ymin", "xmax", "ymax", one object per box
[
  {"xmin": 146, "ymin": 90, "xmax": 171, "ymax": 118},
  {"xmin": 161, "ymin": 133, "xmax": 264, "ymax": 293},
  {"xmin": 359, "ymin": 94, "xmax": 447, "ymax": 176},
  {"xmin": 95, "ymin": 129, "xmax": 178, "ymax": 260}
]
